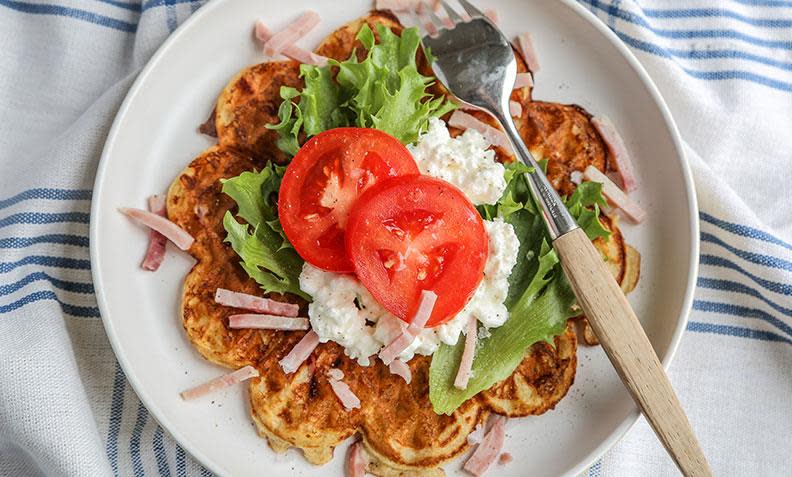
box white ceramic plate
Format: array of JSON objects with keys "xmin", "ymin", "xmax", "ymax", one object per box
[{"xmin": 91, "ymin": 1, "xmax": 698, "ymax": 476}]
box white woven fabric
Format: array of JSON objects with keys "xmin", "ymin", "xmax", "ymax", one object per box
[{"xmin": 0, "ymin": 1, "xmax": 789, "ymax": 476}]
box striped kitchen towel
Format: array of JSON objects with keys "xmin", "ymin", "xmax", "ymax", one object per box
[{"xmin": 0, "ymin": 1, "xmax": 789, "ymax": 476}]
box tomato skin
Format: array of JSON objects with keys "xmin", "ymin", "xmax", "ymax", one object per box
[
  {"xmin": 346, "ymin": 175, "xmax": 488, "ymax": 327},
  {"xmin": 278, "ymin": 128, "xmax": 420, "ymax": 272}
]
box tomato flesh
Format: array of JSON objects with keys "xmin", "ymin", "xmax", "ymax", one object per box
[
  {"xmin": 278, "ymin": 128, "xmax": 420, "ymax": 272},
  {"xmin": 346, "ymin": 176, "xmax": 489, "ymax": 326}
]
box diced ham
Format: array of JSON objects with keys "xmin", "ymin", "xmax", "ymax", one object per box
[
  {"xmin": 454, "ymin": 317, "xmax": 478, "ymax": 390},
  {"xmin": 141, "ymin": 195, "xmax": 167, "ymax": 271},
  {"xmin": 464, "ymin": 416, "xmax": 507, "ymax": 477},
  {"xmin": 254, "ymin": 20, "xmax": 328, "ymax": 66},
  {"xmin": 379, "ymin": 291, "xmax": 438, "ymax": 365},
  {"xmin": 498, "ymin": 453, "xmax": 513, "ymax": 465},
  {"xmin": 346, "ymin": 441, "xmax": 366, "ymax": 477},
  {"xmin": 570, "ymin": 170, "xmax": 583, "ymax": 185},
  {"xmin": 516, "ymin": 33, "xmax": 540, "ymax": 73},
  {"xmin": 592, "ymin": 116, "xmax": 638, "ymax": 192},
  {"xmin": 406, "ymin": 290, "xmax": 437, "ymax": 335},
  {"xmin": 180, "ymin": 365, "xmax": 259, "ymax": 400},
  {"xmin": 329, "ymin": 378, "xmax": 361, "ymax": 410},
  {"xmin": 513, "ymin": 72, "xmax": 533, "ymax": 90},
  {"xmin": 215, "ymin": 288, "xmax": 299, "ymax": 317},
  {"xmin": 583, "ymin": 166, "xmax": 646, "ymax": 223},
  {"xmin": 484, "ymin": 8, "xmax": 499, "ymax": 24},
  {"xmin": 388, "ymin": 359, "xmax": 412, "ymax": 384},
  {"xmin": 279, "ymin": 330, "xmax": 320, "ymax": 374},
  {"xmin": 378, "ymin": 332, "xmax": 414, "ymax": 366},
  {"xmin": 120, "ymin": 207, "xmax": 194, "ymax": 251},
  {"xmin": 327, "ymin": 368, "xmax": 345, "ymax": 381},
  {"xmin": 262, "ymin": 12, "xmax": 321, "ymax": 58},
  {"xmin": 326, "ymin": 367, "xmax": 359, "ymax": 410},
  {"xmin": 422, "ymin": 21, "xmax": 439, "ymax": 36},
  {"xmin": 411, "ymin": 1, "xmax": 441, "ymax": 33},
  {"xmin": 378, "ymin": 314, "xmax": 407, "ymax": 344},
  {"xmin": 375, "ymin": 0, "xmax": 419, "ymax": 11},
  {"xmin": 448, "ymin": 110, "xmax": 512, "ymax": 151},
  {"xmin": 228, "ymin": 314, "xmax": 309, "ymax": 331},
  {"xmin": 509, "ymin": 101, "xmax": 522, "ymax": 118}
]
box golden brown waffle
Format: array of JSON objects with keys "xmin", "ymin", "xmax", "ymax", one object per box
[{"xmin": 166, "ymin": 11, "xmax": 639, "ymax": 475}]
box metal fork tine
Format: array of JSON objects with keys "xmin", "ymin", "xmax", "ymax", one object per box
[
  {"xmin": 440, "ymin": 1, "xmax": 464, "ymax": 23},
  {"xmin": 457, "ymin": 0, "xmax": 485, "ymax": 18}
]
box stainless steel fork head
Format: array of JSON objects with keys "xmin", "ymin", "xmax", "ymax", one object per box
[
  {"xmin": 420, "ymin": 0, "xmax": 579, "ymax": 239},
  {"xmin": 421, "ymin": 15, "xmax": 516, "ymax": 113}
]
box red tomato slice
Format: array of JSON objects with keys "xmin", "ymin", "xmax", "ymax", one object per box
[
  {"xmin": 278, "ymin": 128, "xmax": 420, "ymax": 272},
  {"xmin": 346, "ymin": 176, "xmax": 489, "ymax": 327}
]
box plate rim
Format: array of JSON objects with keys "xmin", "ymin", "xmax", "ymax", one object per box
[{"xmin": 89, "ymin": 1, "xmax": 700, "ymax": 475}]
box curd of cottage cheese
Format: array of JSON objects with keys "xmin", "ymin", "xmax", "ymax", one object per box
[
  {"xmin": 299, "ymin": 121, "xmax": 520, "ymax": 364},
  {"xmin": 300, "ymin": 218, "xmax": 519, "ymax": 364},
  {"xmin": 408, "ymin": 118, "xmax": 507, "ymax": 206}
]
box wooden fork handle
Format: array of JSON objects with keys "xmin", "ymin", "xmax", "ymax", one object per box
[{"xmin": 553, "ymin": 228, "xmax": 712, "ymax": 477}]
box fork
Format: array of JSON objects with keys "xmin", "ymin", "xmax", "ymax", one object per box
[{"xmin": 420, "ymin": 2, "xmax": 712, "ymax": 476}]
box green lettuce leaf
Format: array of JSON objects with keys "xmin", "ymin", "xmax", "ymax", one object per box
[
  {"xmin": 221, "ymin": 164, "xmax": 309, "ymax": 300},
  {"xmin": 269, "ymin": 23, "xmax": 455, "ymax": 154},
  {"xmin": 428, "ymin": 251, "xmax": 576, "ymax": 414},
  {"xmin": 429, "ymin": 165, "xmax": 610, "ymax": 414},
  {"xmin": 267, "ymin": 65, "xmax": 350, "ymax": 156},
  {"xmin": 565, "ymin": 181, "xmax": 611, "ymax": 241}
]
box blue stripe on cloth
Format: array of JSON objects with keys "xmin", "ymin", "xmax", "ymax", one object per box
[
  {"xmin": 153, "ymin": 425, "xmax": 172, "ymax": 477},
  {"xmin": 0, "ymin": 271, "xmax": 94, "ymax": 296},
  {"xmin": 701, "ymin": 232, "xmax": 792, "ymax": 271},
  {"xmin": 93, "ymin": 0, "xmax": 142, "ymax": 13},
  {"xmin": 605, "ymin": 0, "xmax": 618, "ymax": 29},
  {"xmin": 165, "ymin": 0, "xmax": 177, "ymax": 32},
  {"xmin": 0, "ymin": 0, "xmax": 137, "ymax": 32},
  {"xmin": 130, "ymin": 402, "xmax": 149, "ymax": 477},
  {"xmin": 700, "ymin": 212, "xmax": 792, "ymax": 251},
  {"xmin": 0, "ymin": 234, "xmax": 89, "ymax": 249},
  {"xmin": 141, "ymin": 0, "xmax": 195, "ymax": 12},
  {"xmin": 640, "ymin": 7, "xmax": 792, "ymax": 28},
  {"xmin": 0, "ymin": 212, "xmax": 90, "ymax": 229},
  {"xmin": 106, "ymin": 362, "xmax": 126, "ymax": 477},
  {"xmin": 730, "ymin": 0, "xmax": 792, "ymax": 7},
  {"xmin": 0, "ymin": 256, "xmax": 91, "ymax": 274},
  {"xmin": 698, "ymin": 277, "xmax": 792, "ymax": 317},
  {"xmin": 693, "ymin": 299, "xmax": 792, "ymax": 338},
  {"xmin": 687, "ymin": 320, "xmax": 792, "ymax": 345},
  {"xmin": 700, "ymin": 254, "xmax": 792, "ymax": 295},
  {"xmin": 604, "ymin": 27, "xmax": 792, "ymax": 92},
  {"xmin": 0, "ymin": 188, "xmax": 92, "ymax": 210},
  {"xmin": 655, "ymin": 45, "xmax": 792, "ymax": 73},
  {"xmin": 0, "ymin": 290, "xmax": 99, "ymax": 316},
  {"xmin": 731, "ymin": 0, "xmax": 792, "ymax": 8},
  {"xmin": 588, "ymin": 459, "xmax": 603, "ymax": 477},
  {"xmin": 175, "ymin": 445, "xmax": 186, "ymax": 477},
  {"xmin": 580, "ymin": 0, "xmax": 792, "ymax": 49}
]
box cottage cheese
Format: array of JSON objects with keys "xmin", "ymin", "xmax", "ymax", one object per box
[
  {"xmin": 300, "ymin": 218, "xmax": 519, "ymax": 364},
  {"xmin": 299, "ymin": 264, "xmax": 384, "ymax": 365},
  {"xmin": 299, "ymin": 121, "xmax": 520, "ymax": 364},
  {"xmin": 408, "ymin": 118, "xmax": 507, "ymax": 206}
]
